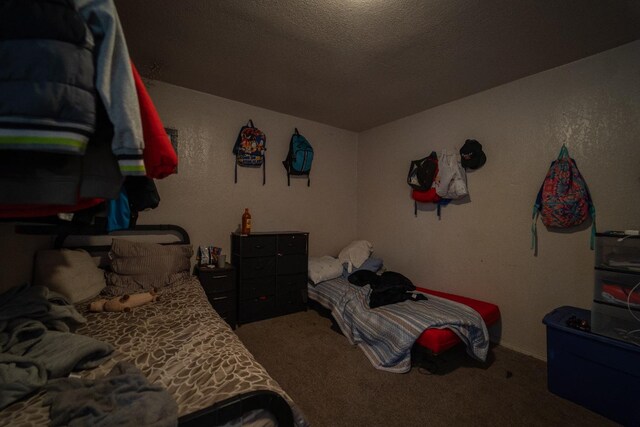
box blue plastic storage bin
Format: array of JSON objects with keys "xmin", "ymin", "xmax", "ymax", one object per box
[{"xmin": 543, "ymin": 306, "xmax": 640, "ymax": 426}]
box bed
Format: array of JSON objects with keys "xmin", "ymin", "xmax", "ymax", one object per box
[
  {"xmin": 413, "ymin": 287, "xmax": 501, "ymax": 356},
  {"xmin": 1, "ymin": 225, "xmax": 307, "ymax": 427},
  {"xmin": 307, "ymin": 276, "xmax": 500, "ymax": 373}
]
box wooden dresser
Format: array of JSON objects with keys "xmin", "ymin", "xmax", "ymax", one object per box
[{"xmin": 231, "ymin": 231, "xmax": 309, "ymax": 324}]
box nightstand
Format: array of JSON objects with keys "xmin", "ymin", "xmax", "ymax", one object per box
[{"xmin": 195, "ymin": 263, "xmax": 236, "ymax": 329}]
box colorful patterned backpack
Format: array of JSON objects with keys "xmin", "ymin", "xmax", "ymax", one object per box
[
  {"xmin": 531, "ymin": 144, "xmax": 596, "ymax": 249},
  {"xmin": 233, "ymin": 119, "xmax": 266, "ymax": 185}
]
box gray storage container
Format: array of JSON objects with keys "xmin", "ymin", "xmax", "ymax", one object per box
[{"xmin": 592, "ymin": 233, "xmax": 640, "ymax": 346}]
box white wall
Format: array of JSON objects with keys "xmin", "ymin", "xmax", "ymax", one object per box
[
  {"xmin": 1, "ymin": 41, "xmax": 637, "ymax": 362},
  {"xmin": 0, "ymin": 224, "xmax": 53, "ymax": 293},
  {"xmin": 137, "ymin": 81, "xmax": 359, "ymax": 260},
  {"xmin": 357, "ymin": 41, "xmax": 640, "ymax": 359},
  {"xmin": 0, "ymin": 82, "xmax": 358, "ymax": 292}
]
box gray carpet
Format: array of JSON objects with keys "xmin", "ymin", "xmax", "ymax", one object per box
[{"xmin": 235, "ymin": 307, "xmax": 615, "ymax": 427}]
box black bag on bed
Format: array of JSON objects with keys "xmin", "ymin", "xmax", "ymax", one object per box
[
  {"xmin": 348, "ymin": 270, "xmax": 379, "ymax": 287},
  {"xmin": 349, "ymin": 270, "xmax": 424, "ymax": 309}
]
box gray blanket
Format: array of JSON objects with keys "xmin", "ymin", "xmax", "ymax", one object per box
[
  {"xmin": 0, "ymin": 284, "xmax": 114, "ymax": 409},
  {"xmin": 46, "ymin": 362, "xmax": 178, "ymax": 427}
]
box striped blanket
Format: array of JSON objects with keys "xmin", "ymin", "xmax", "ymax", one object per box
[{"xmin": 308, "ymin": 277, "xmax": 489, "ymax": 373}]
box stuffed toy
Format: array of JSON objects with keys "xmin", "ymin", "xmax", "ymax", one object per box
[{"xmin": 89, "ymin": 289, "xmax": 158, "ymax": 312}]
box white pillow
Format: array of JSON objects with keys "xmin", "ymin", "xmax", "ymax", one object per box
[
  {"xmin": 338, "ymin": 240, "xmax": 373, "ymax": 273},
  {"xmin": 33, "ymin": 249, "xmax": 106, "ymax": 303},
  {"xmin": 308, "ymin": 256, "xmax": 344, "ymax": 285}
]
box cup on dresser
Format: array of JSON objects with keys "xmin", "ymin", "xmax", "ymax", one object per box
[{"xmin": 217, "ymin": 254, "xmax": 226, "ymax": 268}]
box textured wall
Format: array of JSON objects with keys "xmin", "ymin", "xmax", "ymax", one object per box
[
  {"xmin": 1, "ymin": 41, "xmax": 637, "ymax": 362},
  {"xmin": 137, "ymin": 81, "xmax": 359, "ymax": 260},
  {"xmin": 0, "ymin": 224, "xmax": 53, "ymax": 293},
  {"xmin": 357, "ymin": 41, "xmax": 640, "ymax": 359},
  {"xmin": 0, "ymin": 83, "xmax": 358, "ymax": 292}
]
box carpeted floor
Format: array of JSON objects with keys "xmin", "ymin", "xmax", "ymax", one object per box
[{"xmin": 235, "ymin": 307, "xmax": 615, "ymax": 427}]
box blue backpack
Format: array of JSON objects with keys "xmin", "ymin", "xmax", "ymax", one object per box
[{"xmin": 283, "ymin": 128, "xmax": 314, "ymax": 186}]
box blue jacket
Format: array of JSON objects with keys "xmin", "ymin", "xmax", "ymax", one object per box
[
  {"xmin": 0, "ymin": 0, "xmax": 145, "ymax": 176},
  {"xmin": 0, "ymin": 0, "xmax": 145, "ymax": 205}
]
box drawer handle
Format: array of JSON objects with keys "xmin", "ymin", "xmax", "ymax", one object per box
[
  {"xmin": 255, "ymin": 244, "xmax": 263, "ymax": 249},
  {"xmin": 259, "ymin": 296, "xmax": 268, "ymax": 301},
  {"xmin": 211, "ymin": 276, "xmax": 227, "ymax": 279},
  {"xmin": 213, "ymin": 296, "xmax": 228, "ymax": 301}
]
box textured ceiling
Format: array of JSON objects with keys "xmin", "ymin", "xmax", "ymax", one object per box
[{"xmin": 115, "ymin": 0, "xmax": 640, "ymax": 132}]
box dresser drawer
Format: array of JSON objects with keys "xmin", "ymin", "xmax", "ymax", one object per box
[
  {"xmin": 239, "ymin": 235, "xmax": 277, "ymax": 257},
  {"xmin": 277, "ymin": 253, "xmax": 307, "ymax": 275},
  {"xmin": 277, "ymin": 287, "xmax": 307, "ymax": 315},
  {"xmin": 277, "ymin": 273, "xmax": 308, "ymax": 292},
  {"xmin": 198, "ymin": 270, "xmax": 235, "ymax": 293},
  {"xmin": 277, "ymin": 234, "xmax": 308, "ymax": 255},
  {"xmin": 240, "ymin": 277, "xmax": 276, "ymax": 300},
  {"xmin": 239, "ymin": 295, "xmax": 276, "ymax": 323},
  {"xmin": 207, "ymin": 293, "xmax": 236, "ymax": 313},
  {"xmin": 242, "ymin": 256, "xmax": 276, "ymax": 279}
]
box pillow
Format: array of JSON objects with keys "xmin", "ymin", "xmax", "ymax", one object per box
[
  {"xmin": 308, "ymin": 256, "xmax": 343, "ymax": 285},
  {"xmin": 102, "ymin": 271, "xmax": 190, "ymax": 297},
  {"xmin": 109, "ymin": 239, "xmax": 193, "ymax": 276},
  {"xmin": 110, "ymin": 238, "xmax": 193, "ymax": 259},
  {"xmin": 33, "ymin": 249, "xmax": 106, "ymax": 303},
  {"xmin": 342, "ymin": 257, "xmax": 383, "ymax": 278},
  {"xmin": 338, "ymin": 240, "xmax": 373, "ymax": 273}
]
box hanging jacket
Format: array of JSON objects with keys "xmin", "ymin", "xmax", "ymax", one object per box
[
  {"xmin": 0, "ymin": 0, "xmax": 145, "ymax": 176},
  {"xmin": 131, "ymin": 62, "xmax": 178, "ymax": 179},
  {"xmin": 0, "ymin": 101, "xmax": 124, "ymax": 206},
  {"xmin": 0, "ymin": 0, "xmax": 96, "ymax": 155},
  {"xmin": 0, "ymin": 199, "xmax": 104, "ymax": 219}
]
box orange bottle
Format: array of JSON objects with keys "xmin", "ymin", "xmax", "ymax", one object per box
[{"xmin": 241, "ymin": 208, "xmax": 252, "ymax": 235}]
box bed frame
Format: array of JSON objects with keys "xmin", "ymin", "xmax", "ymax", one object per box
[{"xmin": 50, "ymin": 224, "xmax": 295, "ymax": 427}]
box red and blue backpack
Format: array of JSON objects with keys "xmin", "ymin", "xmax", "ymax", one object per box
[
  {"xmin": 531, "ymin": 144, "xmax": 596, "ymax": 250},
  {"xmin": 233, "ymin": 119, "xmax": 267, "ymax": 185}
]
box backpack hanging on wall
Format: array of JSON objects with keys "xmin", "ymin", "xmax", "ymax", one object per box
[
  {"xmin": 531, "ymin": 144, "xmax": 596, "ymax": 250},
  {"xmin": 283, "ymin": 128, "xmax": 314, "ymax": 186},
  {"xmin": 407, "ymin": 153, "xmax": 437, "ymax": 191},
  {"xmin": 408, "ymin": 152, "xmax": 449, "ymax": 217},
  {"xmin": 232, "ymin": 119, "xmax": 267, "ymax": 185}
]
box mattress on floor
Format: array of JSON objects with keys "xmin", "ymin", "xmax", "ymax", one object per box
[
  {"xmin": 415, "ymin": 287, "xmax": 500, "ymax": 355},
  {"xmin": 308, "ymin": 277, "xmax": 490, "ymax": 372}
]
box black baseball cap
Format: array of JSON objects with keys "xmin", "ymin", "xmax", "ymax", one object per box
[{"xmin": 460, "ymin": 139, "xmax": 486, "ymax": 169}]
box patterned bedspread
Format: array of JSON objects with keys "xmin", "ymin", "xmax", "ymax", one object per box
[
  {"xmin": 308, "ymin": 277, "xmax": 489, "ymax": 373},
  {"xmin": 2, "ymin": 277, "xmax": 307, "ymax": 426}
]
